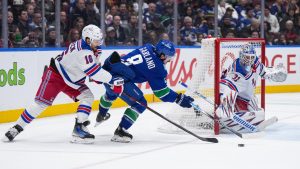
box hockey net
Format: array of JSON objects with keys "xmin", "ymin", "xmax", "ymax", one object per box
[{"xmin": 158, "ymin": 38, "xmax": 266, "ymax": 135}]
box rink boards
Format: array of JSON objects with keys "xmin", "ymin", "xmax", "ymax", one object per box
[{"xmin": 1, "ymin": 46, "xmax": 300, "ymax": 123}]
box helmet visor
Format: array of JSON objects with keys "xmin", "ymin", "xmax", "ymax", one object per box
[
  {"xmin": 242, "ymin": 54, "xmax": 255, "ymax": 66},
  {"xmin": 92, "ymin": 38, "xmax": 103, "ymax": 46}
]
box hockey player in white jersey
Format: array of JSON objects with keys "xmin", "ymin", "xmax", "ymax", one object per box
[
  {"xmin": 216, "ymin": 43, "xmax": 287, "ymax": 132},
  {"xmin": 3, "ymin": 24, "xmax": 124, "ymax": 143}
]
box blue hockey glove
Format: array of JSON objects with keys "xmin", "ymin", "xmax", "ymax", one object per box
[
  {"xmin": 110, "ymin": 77, "xmax": 124, "ymax": 94},
  {"xmin": 175, "ymin": 93, "xmax": 194, "ymax": 108}
]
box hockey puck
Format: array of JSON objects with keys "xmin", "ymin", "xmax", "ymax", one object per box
[{"xmin": 238, "ymin": 144, "xmax": 245, "ymax": 147}]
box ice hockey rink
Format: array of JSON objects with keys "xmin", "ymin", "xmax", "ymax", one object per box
[{"xmin": 0, "ymin": 93, "xmax": 299, "ymax": 169}]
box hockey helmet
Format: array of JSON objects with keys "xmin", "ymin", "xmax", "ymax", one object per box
[
  {"xmin": 239, "ymin": 43, "xmax": 256, "ymax": 70},
  {"xmin": 155, "ymin": 40, "xmax": 176, "ymax": 63},
  {"xmin": 82, "ymin": 24, "xmax": 103, "ymax": 46}
]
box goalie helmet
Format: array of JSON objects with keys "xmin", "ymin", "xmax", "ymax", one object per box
[
  {"xmin": 155, "ymin": 40, "xmax": 176, "ymax": 63},
  {"xmin": 82, "ymin": 24, "xmax": 103, "ymax": 46},
  {"xmin": 239, "ymin": 43, "xmax": 256, "ymax": 71}
]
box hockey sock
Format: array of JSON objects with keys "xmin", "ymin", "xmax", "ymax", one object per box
[
  {"xmin": 99, "ymin": 95, "xmax": 113, "ymax": 116},
  {"xmin": 119, "ymin": 108, "xmax": 140, "ymax": 130},
  {"xmin": 76, "ymin": 104, "xmax": 91, "ymax": 123},
  {"xmin": 16, "ymin": 102, "xmax": 47, "ymax": 128}
]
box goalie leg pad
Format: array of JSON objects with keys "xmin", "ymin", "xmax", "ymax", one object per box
[
  {"xmin": 221, "ymin": 110, "xmax": 265, "ymax": 133},
  {"xmin": 216, "ymin": 90, "xmax": 238, "ymax": 119}
]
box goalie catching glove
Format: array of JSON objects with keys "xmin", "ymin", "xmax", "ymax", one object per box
[
  {"xmin": 175, "ymin": 93, "xmax": 194, "ymax": 108},
  {"xmin": 109, "ymin": 77, "xmax": 124, "ymax": 94},
  {"xmin": 264, "ymin": 63, "xmax": 287, "ymax": 82}
]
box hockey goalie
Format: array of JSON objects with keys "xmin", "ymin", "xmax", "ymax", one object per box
[{"xmin": 215, "ymin": 43, "xmax": 287, "ymax": 132}]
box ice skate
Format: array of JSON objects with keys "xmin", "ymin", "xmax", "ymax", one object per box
[
  {"xmin": 94, "ymin": 112, "xmax": 111, "ymax": 127},
  {"xmin": 2, "ymin": 124, "xmax": 23, "ymax": 142},
  {"xmin": 71, "ymin": 119, "xmax": 95, "ymax": 144},
  {"xmin": 111, "ymin": 126, "xmax": 133, "ymax": 143}
]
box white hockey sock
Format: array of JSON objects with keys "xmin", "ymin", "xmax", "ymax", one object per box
[
  {"xmin": 16, "ymin": 102, "xmax": 47, "ymax": 128},
  {"xmin": 76, "ymin": 104, "xmax": 92, "ymax": 123}
]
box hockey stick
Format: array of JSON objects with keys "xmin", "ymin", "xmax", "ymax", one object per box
[
  {"xmin": 180, "ymin": 81, "xmax": 277, "ymax": 132},
  {"xmin": 121, "ymin": 92, "xmax": 218, "ymax": 143},
  {"xmin": 190, "ymin": 102, "xmax": 243, "ymax": 138}
]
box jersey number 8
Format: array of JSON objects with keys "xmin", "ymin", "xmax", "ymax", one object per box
[{"xmin": 123, "ymin": 54, "xmax": 143, "ymax": 65}]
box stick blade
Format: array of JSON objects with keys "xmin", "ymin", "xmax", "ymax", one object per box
[{"xmin": 205, "ymin": 137, "xmax": 219, "ymax": 143}]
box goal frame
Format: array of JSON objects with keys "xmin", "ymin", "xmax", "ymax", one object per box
[{"xmin": 214, "ymin": 38, "xmax": 266, "ymax": 134}]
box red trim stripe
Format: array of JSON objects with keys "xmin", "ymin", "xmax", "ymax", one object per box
[
  {"xmin": 86, "ymin": 65, "xmax": 100, "ymax": 76},
  {"xmin": 22, "ymin": 111, "xmax": 32, "ymax": 122},
  {"xmin": 78, "ymin": 107, "xmax": 91, "ymax": 112}
]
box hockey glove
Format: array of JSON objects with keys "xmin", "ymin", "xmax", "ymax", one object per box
[
  {"xmin": 264, "ymin": 63, "xmax": 287, "ymax": 82},
  {"xmin": 110, "ymin": 77, "xmax": 124, "ymax": 94},
  {"xmin": 175, "ymin": 93, "xmax": 194, "ymax": 108},
  {"xmin": 271, "ymin": 63, "xmax": 287, "ymax": 82}
]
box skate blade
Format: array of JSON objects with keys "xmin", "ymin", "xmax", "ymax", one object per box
[
  {"xmin": 111, "ymin": 135, "xmax": 132, "ymax": 143},
  {"xmin": 94, "ymin": 122, "xmax": 102, "ymax": 127},
  {"xmin": 70, "ymin": 136, "xmax": 94, "ymax": 144},
  {"xmin": 1, "ymin": 136, "xmax": 11, "ymax": 142}
]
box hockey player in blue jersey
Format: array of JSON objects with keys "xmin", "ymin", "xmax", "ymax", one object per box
[{"xmin": 95, "ymin": 40, "xmax": 194, "ymax": 142}]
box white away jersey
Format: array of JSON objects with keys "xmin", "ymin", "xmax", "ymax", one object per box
[
  {"xmin": 220, "ymin": 57, "xmax": 266, "ymax": 102},
  {"xmin": 54, "ymin": 39, "xmax": 111, "ymax": 89}
]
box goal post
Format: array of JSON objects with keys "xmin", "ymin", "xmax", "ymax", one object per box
[
  {"xmin": 214, "ymin": 38, "xmax": 266, "ymax": 134},
  {"xmin": 158, "ymin": 38, "xmax": 266, "ymax": 135}
]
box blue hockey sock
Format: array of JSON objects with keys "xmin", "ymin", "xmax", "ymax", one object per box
[
  {"xmin": 99, "ymin": 95, "xmax": 113, "ymax": 116},
  {"xmin": 119, "ymin": 108, "xmax": 140, "ymax": 130}
]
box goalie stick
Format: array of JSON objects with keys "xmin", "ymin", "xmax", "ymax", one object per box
[
  {"xmin": 121, "ymin": 92, "xmax": 218, "ymax": 143},
  {"xmin": 179, "ymin": 81, "xmax": 278, "ymax": 132}
]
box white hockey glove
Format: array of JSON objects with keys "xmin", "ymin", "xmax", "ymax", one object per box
[
  {"xmin": 265, "ymin": 63, "xmax": 287, "ymax": 82},
  {"xmin": 216, "ymin": 90, "xmax": 238, "ymax": 119}
]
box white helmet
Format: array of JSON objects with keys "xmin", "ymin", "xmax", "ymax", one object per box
[
  {"xmin": 82, "ymin": 24, "xmax": 103, "ymax": 45},
  {"xmin": 239, "ymin": 43, "xmax": 256, "ymax": 71}
]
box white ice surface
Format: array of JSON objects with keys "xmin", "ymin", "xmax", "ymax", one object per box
[{"xmin": 0, "ymin": 93, "xmax": 300, "ymax": 169}]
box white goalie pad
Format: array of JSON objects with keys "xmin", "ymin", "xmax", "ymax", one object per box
[
  {"xmin": 265, "ymin": 63, "xmax": 287, "ymax": 82},
  {"xmin": 220, "ymin": 110, "xmax": 265, "ymax": 133},
  {"xmin": 216, "ymin": 90, "xmax": 238, "ymax": 119}
]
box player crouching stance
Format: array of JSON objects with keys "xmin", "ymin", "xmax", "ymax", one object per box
[
  {"xmin": 95, "ymin": 40, "xmax": 194, "ymax": 142},
  {"xmin": 3, "ymin": 25, "xmax": 123, "ymax": 143},
  {"xmin": 215, "ymin": 43, "xmax": 287, "ymax": 132}
]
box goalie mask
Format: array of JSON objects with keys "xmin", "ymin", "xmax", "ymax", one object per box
[
  {"xmin": 82, "ymin": 24, "xmax": 104, "ymax": 47},
  {"xmin": 239, "ymin": 43, "xmax": 256, "ymax": 72},
  {"xmin": 155, "ymin": 40, "xmax": 176, "ymax": 64}
]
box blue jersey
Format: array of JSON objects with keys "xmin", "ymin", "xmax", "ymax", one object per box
[{"xmin": 121, "ymin": 44, "xmax": 178, "ymax": 102}]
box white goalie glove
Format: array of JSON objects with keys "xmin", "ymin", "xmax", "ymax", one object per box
[
  {"xmin": 216, "ymin": 90, "xmax": 238, "ymax": 119},
  {"xmin": 264, "ymin": 63, "xmax": 287, "ymax": 82}
]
